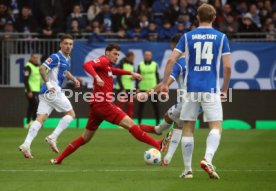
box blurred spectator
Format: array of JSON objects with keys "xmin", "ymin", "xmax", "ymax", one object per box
[
  {"xmin": 219, "ymin": 14, "xmax": 239, "ymax": 34},
  {"xmin": 95, "ymin": 4, "xmax": 113, "ymax": 33},
  {"xmin": 112, "ymin": 5, "xmax": 125, "ymax": 32},
  {"xmin": 126, "ymin": 24, "xmax": 143, "ymax": 40},
  {"xmin": 175, "ymin": 13, "xmax": 191, "ymax": 29},
  {"xmin": 1, "ymin": 21, "xmax": 16, "ymax": 39},
  {"xmin": 134, "ymin": 1, "xmax": 150, "ymax": 17},
  {"xmin": 87, "ymin": 0, "xmax": 104, "ymax": 22},
  {"xmin": 116, "ymin": 27, "xmax": 126, "ymax": 38},
  {"xmin": 238, "ymin": 13, "xmax": 259, "ymax": 36},
  {"xmin": 67, "ymin": 18, "xmax": 83, "ymax": 39},
  {"xmin": 273, "ymin": 11, "xmax": 276, "ymax": 25},
  {"xmin": 40, "ymin": 16, "xmax": 58, "ymax": 38},
  {"xmin": 152, "ymin": 0, "xmax": 169, "ymax": 13},
  {"xmin": 158, "ymin": 20, "xmax": 176, "ymax": 39},
  {"xmin": 66, "ymin": 4, "xmax": 87, "ymax": 31},
  {"xmin": 266, "ymin": 23, "xmax": 276, "ymax": 40},
  {"xmin": 249, "ymin": 4, "xmax": 262, "ymax": 28},
  {"xmin": 152, "ymin": 0, "xmax": 170, "ymax": 26},
  {"xmin": 179, "ymin": 0, "xmax": 197, "ymax": 20},
  {"xmin": 124, "ymin": 4, "xmax": 137, "ymax": 29},
  {"xmin": 163, "ymin": 0, "xmax": 179, "ymax": 25},
  {"xmin": 14, "ymin": 6, "xmax": 38, "ymax": 33},
  {"xmin": 175, "ymin": 22, "xmax": 187, "ymax": 34},
  {"xmin": 141, "ymin": 21, "xmax": 159, "ymax": 41},
  {"xmin": 139, "ymin": 14, "xmax": 149, "ymax": 29},
  {"xmin": 236, "ymin": 1, "xmax": 248, "ymax": 16},
  {"xmin": 0, "ymin": 2, "xmax": 12, "ymax": 31}
]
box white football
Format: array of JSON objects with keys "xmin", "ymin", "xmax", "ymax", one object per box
[{"xmin": 144, "ymin": 148, "xmax": 161, "ymax": 165}]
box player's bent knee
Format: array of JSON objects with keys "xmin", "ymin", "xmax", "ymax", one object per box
[
  {"xmin": 119, "ymin": 116, "xmax": 135, "ymax": 129},
  {"xmin": 36, "ymin": 114, "xmax": 48, "ymax": 124},
  {"xmin": 66, "ymin": 110, "xmax": 75, "ymax": 118}
]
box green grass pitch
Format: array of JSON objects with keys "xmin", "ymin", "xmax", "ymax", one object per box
[{"xmin": 0, "ymin": 128, "xmax": 276, "ymax": 191}]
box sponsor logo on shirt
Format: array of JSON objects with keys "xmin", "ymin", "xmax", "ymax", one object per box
[{"xmin": 46, "ymin": 58, "xmax": 53, "ymax": 64}]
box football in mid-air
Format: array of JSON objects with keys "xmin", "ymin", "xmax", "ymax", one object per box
[{"xmin": 144, "ymin": 148, "xmax": 161, "ymax": 165}]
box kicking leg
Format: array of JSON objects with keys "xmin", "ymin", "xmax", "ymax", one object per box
[
  {"xmin": 119, "ymin": 116, "xmax": 171, "ymax": 152},
  {"xmin": 51, "ymin": 129, "xmax": 96, "ymax": 164}
]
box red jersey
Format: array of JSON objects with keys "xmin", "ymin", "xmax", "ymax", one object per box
[{"xmin": 83, "ymin": 55, "xmax": 131, "ymax": 102}]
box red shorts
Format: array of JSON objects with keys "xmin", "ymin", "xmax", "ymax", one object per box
[{"xmin": 85, "ymin": 102, "xmax": 127, "ymax": 131}]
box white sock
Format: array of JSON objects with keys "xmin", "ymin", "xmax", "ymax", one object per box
[
  {"xmin": 23, "ymin": 120, "xmax": 42, "ymax": 147},
  {"xmin": 155, "ymin": 120, "xmax": 171, "ymax": 134},
  {"xmin": 49, "ymin": 115, "xmax": 73, "ymax": 140},
  {"xmin": 164, "ymin": 129, "xmax": 182, "ymax": 163},
  {"xmin": 204, "ymin": 129, "xmax": 221, "ymax": 163},
  {"xmin": 181, "ymin": 136, "xmax": 194, "ymax": 172}
]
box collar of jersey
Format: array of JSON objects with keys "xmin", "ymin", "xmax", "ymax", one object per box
[
  {"xmin": 197, "ymin": 26, "xmax": 213, "ymax": 29},
  {"xmin": 59, "ymin": 50, "xmax": 70, "ymax": 61}
]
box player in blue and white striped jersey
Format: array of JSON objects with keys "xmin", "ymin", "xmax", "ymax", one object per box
[
  {"xmin": 19, "ymin": 34, "xmax": 80, "ymax": 159},
  {"xmin": 139, "ymin": 35, "xmax": 201, "ymax": 174},
  {"xmin": 161, "ymin": 4, "xmax": 231, "ymax": 179}
]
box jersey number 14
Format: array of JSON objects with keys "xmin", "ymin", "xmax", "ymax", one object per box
[{"xmin": 194, "ymin": 42, "xmax": 214, "ymax": 65}]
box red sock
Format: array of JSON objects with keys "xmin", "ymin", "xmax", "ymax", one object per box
[
  {"xmin": 129, "ymin": 125, "xmax": 161, "ymax": 149},
  {"xmin": 140, "ymin": 124, "xmax": 156, "ymax": 134},
  {"xmin": 56, "ymin": 136, "xmax": 85, "ymax": 163}
]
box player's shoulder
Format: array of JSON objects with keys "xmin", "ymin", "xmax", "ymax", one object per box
[
  {"xmin": 45, "ymin": 53, "xmax": 59, "ymax": 64},
  {"xmin": 98, "ymin": 55, "xmax": 110, "ymax": 64}
]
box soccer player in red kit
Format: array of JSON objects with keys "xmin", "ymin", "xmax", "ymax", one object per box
[{"xmin": 50, "ymin": 44, "xmax": 171, "ymax": 164}]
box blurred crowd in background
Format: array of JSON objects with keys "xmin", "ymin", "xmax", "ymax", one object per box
[{"xmin": 0, "ymin": 0, "xmax": 276, "ymax": 40}]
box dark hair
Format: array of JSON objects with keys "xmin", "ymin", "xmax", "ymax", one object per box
[
  {"xmin": 60, "ymin": 34, "xmax": 74, "ymax": 42},
  {"xmin": 126, "ymin": 51, "xmax": 134, "ymax": 57},
  {"xmin": 170, "ymin": 34, "xmax": 182, "ymax": 44},
  {"xmin": 197, "ymin": 3, "xmax": 216, "ymax": 23},
  {"xmin": 105, "ymin": 43, "xmax": 121, "ymax": 52}
]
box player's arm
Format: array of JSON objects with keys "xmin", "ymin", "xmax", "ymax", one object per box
[
  {"xmin": 161, "ymin": 50, "xmax": 182, "ymax": 92},
  {"xmin": 40, "ymin": 55, "xmax": 59, "ymax": 92},
  {"xmin": 83, "ymin": 60, "xmax": 104, "ymax": 86},
  {"xmin": 221, "ymin": 35, "xmax": 232, "ymax": 95},
  {"xmin": 111, "ymin": 67, "xmax": 142, "ymax": 80},
  {"xmin": 39, "ymin": 65, "xmax": 55, "ymax": 93},
  {"xmin": 221, "ymin": 54, "xmax": 231, "ymax": 94},
  {"xmin": 64, "ymin": 71, "xmax": 80, "ymax": 88}
]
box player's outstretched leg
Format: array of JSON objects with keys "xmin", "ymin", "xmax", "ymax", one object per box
[
  {"xmin": 19, "ymin": 115, "xmax": 46, "ymax": 158},
  {"xmin": 200, "ymin": 126, "xmax": 221, "ymax": 179},
  {"xmin": 46, "ymin": 112, "xmax": 74, "ymax": 153},
  {"xmin": 161, "ymin": 125, "xmax": 182, "ymax": 166},
  {"xmin": 50, "ymin": 129, "xmax": 96, "ymax": 165},
  {"xmin": 140, "ymin": 114, "xmax": 172, "ymax": 135},
  {"xmin": 119, "ymin": 116, "xmax": 171, "ymax": 152}
]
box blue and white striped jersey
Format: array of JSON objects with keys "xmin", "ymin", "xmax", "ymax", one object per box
[
  {"xmin": 40, "ymin": 51, "xmax": 71, "ymax": 94},
  {"xmin": 175, "ymin": 26, "xmax": 230, "ymax": 93}
]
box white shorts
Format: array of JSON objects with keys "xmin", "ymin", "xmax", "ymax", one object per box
[
  {"xmin": 180, "ymin": 92, "xmax": 222, "ymax": 122},
  {"xmin": 37, "ymin": 92, "xmax": 73, "ymax": 115}
]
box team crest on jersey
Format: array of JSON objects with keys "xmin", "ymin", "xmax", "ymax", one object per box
[{"xmin": 46, "ymin": 58, "xmax": 53, "ymax": 64}]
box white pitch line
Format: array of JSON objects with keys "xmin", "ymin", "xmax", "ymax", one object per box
[{"xmin": 0, "ymin": 169, "xmax": 276, "ymax": 173}]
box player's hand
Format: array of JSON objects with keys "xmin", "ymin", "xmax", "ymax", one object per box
[
  {"xmin": 27, "ymin": 92, "xmax": 33, "ymax": 98},
  {"xmin": 135, "ymin": 92, "xmax": 148, "ymax": 100},
  {"xmin": 220, "ymin": 91, "xmax": 227, "ymax": 102},
  {"xmin": 74, "ymin": 78, "xmax": 81, "ymax": 88},
  {"xmin": 160, "ymin": 83, "xmax": 169, "ymax": 93},
  {"xmin": 131, "ymin": 72, "xmax": 142, "ymax": 80},
  {"xmin": 95, "ymin": 76, "xmax": 104, "ymax": 86}
]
